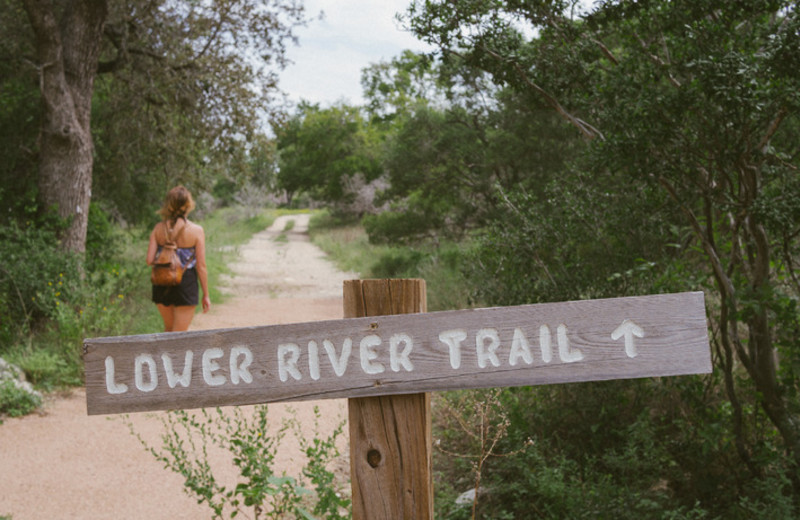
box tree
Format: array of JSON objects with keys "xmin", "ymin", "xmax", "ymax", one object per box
[
  {"xmin": 361, "ymin": 49, "xmax": 441, "ymax": 120},
  {"xmin": 361, "ymin": 52, "xmax": 578, "ymax": 244},
  {"xmin": 14, "ymin": 0, "xmax": 306, "ymax": 247},
  {"xmin": 0, "ymin": 3, "xmax": 40, "ymax": 216},
  {"xmin": 406, "ymin": 0, "xmax": 800, "ymax": 509},
  {"xmin": 22, "ymin": 0, "xmax": 108, "ymax": 253},
  {"xmin": 92, "ymin": 0, "xmax": 306, "ymax": 223},
  {"xmin": 274, "ymin": 103, "xmax": 382, "ymax": 210}
]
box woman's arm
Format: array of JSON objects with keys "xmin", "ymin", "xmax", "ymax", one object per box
[{"xmin": 194, "ymin": 225, "xmax": 211, "ymax": 313}]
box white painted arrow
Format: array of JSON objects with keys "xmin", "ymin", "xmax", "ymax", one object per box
[{"xmin": 612, "ymin": 319, "xmax": 645, "ymax": 358}]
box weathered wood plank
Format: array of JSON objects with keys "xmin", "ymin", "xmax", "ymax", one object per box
[
  {"xmin": 84, "ymin": 291, "xmax": 711, "ymax": 415},
  {"xmin": 344, "ymin": 279, "xmax": 433, "ymax": 520}
]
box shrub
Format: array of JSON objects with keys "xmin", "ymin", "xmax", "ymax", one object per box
[
  {"xmin": 370, "ymin": 249, "xmax": 425, "ymax": 278},
  {"xmin": 127, "ymin": 405, "xmax": 350, "ymax": 519},
  {"xmin": 290, "ymin": 406, "xmax": 351, "ymax": 519},
  {"xmin": 362, "ymin": 205, "xmax": 440, "ymax": 245},
  {"xmin": 85, "ymin": 202, "xmax": 120, "ymax": 271},
  {"xmin": 0, "ymin": 379, "xmax": 42, "ymax": 421},
  {"xmin": 10, "ymin": 349, "xmax": 74, "ymax": 390},
  {"xmin": 0, "ymin": 216, "xmax": 148, "ymax": 390},
  {"xmin": 0, "ymin": 222, "xmax": 80, "ymax": 341}
]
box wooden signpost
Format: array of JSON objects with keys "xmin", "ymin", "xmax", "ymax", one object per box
[
  {"xmin": 84, "ymin": 281, "xmax": 711, "ymax": 518},
  {"xmin": 342, "ymin": 279, "xmax": 433, "ymax": 519}
]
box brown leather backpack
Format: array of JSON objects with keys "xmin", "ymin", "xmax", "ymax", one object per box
[{"xmin": 151, "ymin": 222, "xmax": 194, "ymax": 286}]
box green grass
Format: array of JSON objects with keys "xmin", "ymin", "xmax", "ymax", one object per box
[
  {"xmin": 0, "ymin": 380, "xmax": 42, "ymax": 419},
  {"xmin": 308, "ymin": 212, "xmax": 375, "ymax": 275},
  {"xmin": 308, "ymin": 210, "xmax": 474, "ymax": 311}
]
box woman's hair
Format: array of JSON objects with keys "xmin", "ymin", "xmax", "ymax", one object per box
[{"xmin": 158, "ymin": 185, "xmax": 196, "ymax": 221}]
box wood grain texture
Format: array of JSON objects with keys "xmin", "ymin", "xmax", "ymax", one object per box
[
  {"xmin": 84, "ymin": 291, "xmax": 711, "ymax": 416},
  {"xmin": 344, "ymin": 279, "xmax": 433, "ymax": 520}
]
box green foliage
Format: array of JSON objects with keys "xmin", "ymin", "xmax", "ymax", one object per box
[
  {"xmin": 290, "ymin": 407, "xmax": 351, "ymax": 519},
  {"xmin": 213, "ymin": 179, "xmax": 240, "ymax": 208},
  {"xmin": 0, "ymin": 205, "xmax": 156, "ymax": 391},
  {"xmin": 361, "ymin": 49, "xmax": 440, "ymax": 120},
  {"xmin": 361, "ymin": 59, "xmax": 579, "ymax": 245},
  {"xmin": 369, "ymin": 248, "xmax": 426, "ymax": 278},
  {"xmin": 0, "ymin": 3, "xmax": 39, "ymax": 219},
  {"xmin": 432, "ymin": 379, "xmax": 797, "ymax": 519},
  {"xmin": 0, "ymin": 380, "xmax": 42, "ymax": 420},
  {"xmin": 7, "ymin": 349, "xmax": 73, "ymax": 390},
  {"xmin": 2, "ymin": 257, "xmax": 143, "ymax": 388},
  {"xmin": 127, "ymin": 406, "xmax": 299, "ymax": 518},
  {"xmin": 0, "ymin": 220, "xmax": 81, "ymax": 338},
  {"xmin": 465, "ymin": 171, "xmax": 684, "ymax": 306},
  {"xmin": 87, "ymin": 0, "xmax": 308, "ymax": 224},
  {"xmin": 400, "ymin": 1, "xmax": 800, "ymax": 513},
  {"xmin": 372, "ymin": 103, "xmax": 492, "ymax": 242},
  {"xmin": 43, "ymin": 266, "xmax": 135, "ymax": 345},
  {"xmin": 433, "ymin": 389, "xmax": 529, "ymax": 520},
  {"xmin": 85, "ymin": 203, "xmax": 121, "ymax": 271},
  {"xmin": 274, "ymin": 103, "xmax": 382, "ymax": 212},
  {"xmin": 363, "ymin": 200, "xmax": 442, "ymax": 245},
  {"xmin": 0, "ymin": 0, "xmax": 306, "ymax": 228},
  {"xmin": 309, "ymin": 211, "xmax": 473, "ymax": 311},
  {"xmin": 127, "ymin": 405, "xmax": 349, "ymax": 519}
]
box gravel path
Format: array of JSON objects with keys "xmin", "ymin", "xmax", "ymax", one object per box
[{"xmin": 0, "ymin": 213, "xmax": 359, "ymax": 519}]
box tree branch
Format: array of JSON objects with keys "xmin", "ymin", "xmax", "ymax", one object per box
[
  {"xmin": 590, "ymin": 36, "xmax": 619, "ymax": 65},
  {"xmin": 758, "ymin": 106, "xmax": 788, "ymax": 152},
  {"xmin": 634, "ymin": 32, "xmax": 681, "ymax": 88},
  {"xmin": 508, "ymin": 60, "xmax": 604, "ymax": 141},
  {"xmin": 658, "ymin": 175, "xmax": 752, "ymax": 373}
]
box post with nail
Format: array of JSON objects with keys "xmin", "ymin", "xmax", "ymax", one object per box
[{"xmin": 343, "ymin": 278, "xmax": 433, "ymax": 520}]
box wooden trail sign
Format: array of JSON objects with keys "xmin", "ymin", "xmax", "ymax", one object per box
[{"xmin": 84, "ymin": 291, "xmax": 711, "ymax": 416}]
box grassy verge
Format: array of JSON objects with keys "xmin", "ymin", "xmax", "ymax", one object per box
[
  {"xmin": 0, "ymin": 206, "xmax": 278, "ymax": 403},
  {"xmin": 308, "ymin": 210, "xmax": 474, "ymax": 312}
]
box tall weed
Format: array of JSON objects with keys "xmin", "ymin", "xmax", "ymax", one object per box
[
  {"xmin": 289, "ymin": 406, "xmax": 351, "ymax": 519},
  {"xmin": 0, "ymin": 380, "xmax": 42, "ymax": 421},
  {"xmin": 125, "ymin": 405, "xmax": 350, "ymax": 519}
]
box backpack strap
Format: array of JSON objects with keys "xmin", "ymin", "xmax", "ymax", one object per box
[
  {"xmin": 172, "ymin": 220, "xmax": 188, "ymax": 244},
  {"xmin": 162, "ymin": 218, "xmax": 188, "ymax": 246},
  {"xmin": 168, "ymin": 220, "xmax": 195, "ymax": 265}
]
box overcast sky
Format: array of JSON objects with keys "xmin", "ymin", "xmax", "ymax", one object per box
[{"xmin": 278, "ymin": 0, "xmax": 434, "ymax": 107}]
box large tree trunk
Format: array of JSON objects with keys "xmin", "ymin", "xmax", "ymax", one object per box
[{"xmin": 23, "ymin": 0, "xmax": 108, "ymax": 253}]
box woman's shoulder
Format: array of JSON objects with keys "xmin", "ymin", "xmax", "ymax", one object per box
[
  {"xmin": 151, "ymin": 221, "xmax": 167, "ymax": 239},
  {"xmin": 181, "ymin": 219, "xmax": 204, "ymax": 244},
  {"xmin": 184, "ymin": 219, "xmax": 204, "ymax": 234}
]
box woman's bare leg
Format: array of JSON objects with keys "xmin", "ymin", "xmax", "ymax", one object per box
[
  {"xmin": 156, "ymin": 304, "xmax": 175, "ymax": 332},
  {"xmin": 172, "ymin": 305, "xmax": 196, "ymax": 332}
]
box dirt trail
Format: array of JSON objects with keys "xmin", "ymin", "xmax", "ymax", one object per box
[{"xmin": 0, "ymin": 214, "xmax": 359, "ymax": 519}]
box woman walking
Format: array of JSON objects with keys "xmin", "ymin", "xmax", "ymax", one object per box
[{"xmin": 147, "ymin": 186, "xmax": 211, "ymax": 331}]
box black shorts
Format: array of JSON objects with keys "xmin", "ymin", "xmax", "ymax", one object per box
[{"xmin": 152, "ymin": 268, "xmax": 198, "ymax": 307}]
